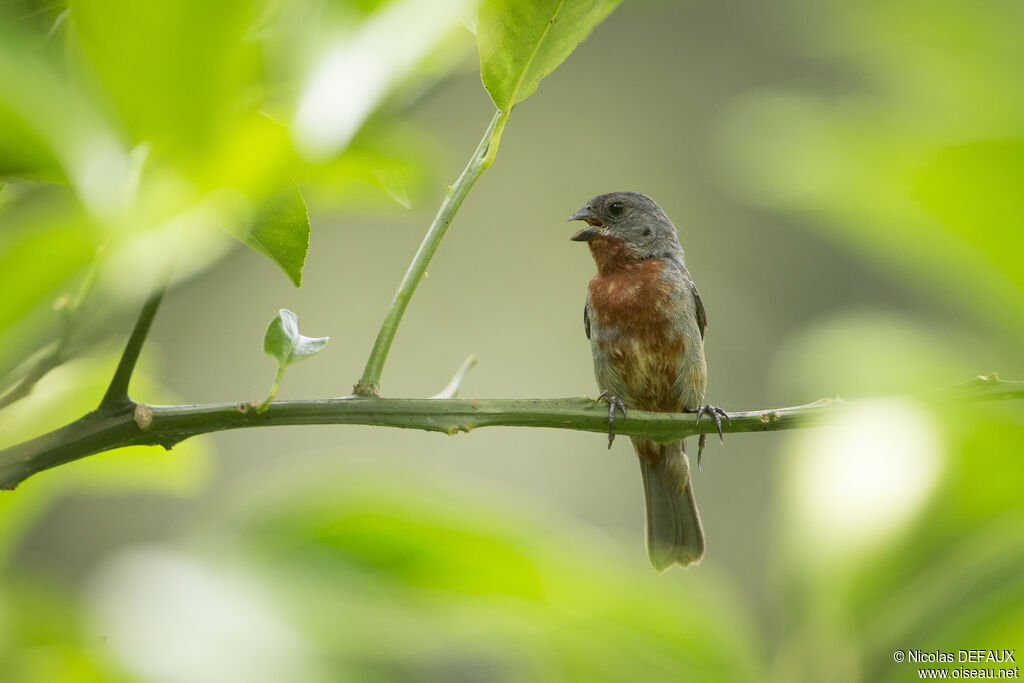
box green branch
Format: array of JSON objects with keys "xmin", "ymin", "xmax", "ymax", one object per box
[
  {"xmin": 1, "ymin": 374, "xmax": 1020, "ymax": 491},
  {"xmin": 353, "ymin": 110, "xmax": 509, "ymax": 397},
  {"xmin": 99, "ymin": 278, "xmax": 168, "ymax": 412}
]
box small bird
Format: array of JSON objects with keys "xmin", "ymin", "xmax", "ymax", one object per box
[{"xmin": 569, "ymin": 191, "xmax": 727, "ymax": 570}]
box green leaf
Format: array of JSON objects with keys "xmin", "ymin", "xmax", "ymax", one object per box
[
  {"xmin": 259, "ymin": 307, "xmax": 327, "ymax": 412},
  {"xmin": 0, "ymin": 26, "xmax": 128, "ymax": 200},
  {"xmin": 69, "ymin": 0, "xmax": 259, "ymax": 154},
  {"xmin": 0, "ymin": 107, "xmax": 62, "ymax": 182},
  {"xmin": 477, "ymin": 0, "xmax": 621, "ymax": 112},
  {"xmin": 263, "ymin": 309, "xmax": 329, "ymax": 368},
  {"xmin": 237, "ymin": 187, "xmax": 310, "ymax": 288},
  {"xmin": 913, "ymin": 139, "xmax": 1024, "ymax": 292}
]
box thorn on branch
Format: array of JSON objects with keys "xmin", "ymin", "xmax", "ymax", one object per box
[
  {"xmin": 1, "ymin": 374, "xmax": 1021, "ymax": 491},
  {"xmin": 432, "ymin": 355, "xmax": 478, "ymax": 399}
]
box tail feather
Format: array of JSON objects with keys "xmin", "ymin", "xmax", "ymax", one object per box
[{"xmin": 635, "ymin": 439, "xmax": 705, "ymax": 570}]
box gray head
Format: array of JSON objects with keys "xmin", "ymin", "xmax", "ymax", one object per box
[{"xmin": 567, "ymin": 191, "xmax": 681, "ymax": 259}]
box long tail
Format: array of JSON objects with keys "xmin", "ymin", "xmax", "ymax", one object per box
[{"xmin": 633, "ymin": 438, "xmax": 705, "ymax": 570}]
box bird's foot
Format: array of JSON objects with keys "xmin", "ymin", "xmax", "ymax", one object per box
[
  {"xmin": 687, "ymin": 404, "xmax": 731, "ymax": 469},
  {"xmin": 593, "ymin": 390, "xmax": 627, "ymax": 449}
]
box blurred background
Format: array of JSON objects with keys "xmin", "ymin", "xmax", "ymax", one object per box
[{"xmin": 1, "ymin": 0, "xmax": 1023, "ymax": 681}]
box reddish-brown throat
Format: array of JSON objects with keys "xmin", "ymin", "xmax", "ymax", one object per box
[{"xmin": 587, "ymin": 235, "xmax": 643, "ymax": 275}]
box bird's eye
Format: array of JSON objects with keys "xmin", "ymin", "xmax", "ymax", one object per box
[{"xmin": 608, "ymin": 202, "xmax": 625, "ymax": 216}]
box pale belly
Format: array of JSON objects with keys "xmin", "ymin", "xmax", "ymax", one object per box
[{"xmin": 591, "ymin": 325, "xmax": 703, "ymax": 413}]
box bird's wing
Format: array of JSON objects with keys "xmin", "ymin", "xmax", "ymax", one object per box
[
  {"xmin": 690, "ymin": 281, "xmax": 707, "ymax": 340},
  {"xmin": 584, "ymin": 298, "xmax": 592, "ymax": 340}
]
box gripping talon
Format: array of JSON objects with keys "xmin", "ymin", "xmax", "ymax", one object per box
[
  {"xmin": 689, "ymin": 404, "xmax": 730, "ymax": 464},
  {"xmin": 714, "ymin": 406, "xmax": 731, "ymax": 442},
  {"xmin": 595, "ymin": 392, "xmax": 627, "ymax": 448},
  {"xmin": 712, "ymin": 411, "xmax": 724, "ymax": 442}
]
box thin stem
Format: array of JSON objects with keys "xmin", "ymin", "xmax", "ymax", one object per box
[
  {"xmin": 1, "ymin": 375, "xmax": 1021, "ymax": 490},
  {"xmin": 353, "ymin": 110, "xmax": 510, "ymax": 396},
  {"xmin": 0, "ymin": 248, "xmax": 104, "ymax": 410},
  {"xmin": 0, "ymin": 345, "xmax": 62, "ymax": 410},
  {"xmin": 258, "ymin": 365, "xmax": 286, "ymax": 413},
  {"xmin": 98, "ymin": 276, "xmax": 169, "ymax": 412}
]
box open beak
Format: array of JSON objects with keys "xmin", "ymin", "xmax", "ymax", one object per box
[{"xmin": 567, "ymin": 206, "xmax": 604, "ymax": 242}]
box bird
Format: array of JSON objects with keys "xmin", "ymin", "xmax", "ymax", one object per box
[{"xmin": 568, "ymin": 191, "xmax": 727, "ymax": 570}]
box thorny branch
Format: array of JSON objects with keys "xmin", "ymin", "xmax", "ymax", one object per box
[{"xmin": 0, "ymin": 372, "xmax": 1019, "ymax": 490}]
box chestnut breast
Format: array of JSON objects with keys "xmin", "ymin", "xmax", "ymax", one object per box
[{"xmin": 587, "ymin": 238, "xmax": 688, "ymax": 412}]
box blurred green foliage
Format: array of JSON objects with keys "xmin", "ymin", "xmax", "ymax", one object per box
[
  {"xmin": 0, "ymin": 0, "xmax": 455, "ymax": 390},
  {"xmin": 0, "ymin": 0, "xmax": 477, "ymax": 676},
  {"xmin": 214, "ymin": 474, "xmax": 760, "ymax": 681},
  {"xmin": 1, "ymin": 0, "xmax": 1023, "ymax": 681},
  {"xmin": 718, "ymin": 0, "xmax": 1024, "ymax": 343},
  {"xmin": 719, "ymin": 0, "xmax": 1024, "ymax": 680}
]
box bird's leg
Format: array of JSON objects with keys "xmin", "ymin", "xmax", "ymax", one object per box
[
  {"xmin": 694, "ymin": 404, "xmax": 730, "ymax": 439},
  {"xmin": 593, "ymin": 390, "xmax": 627, "ymax": 449},
  {"xmin": 686, "ymin": 404, "xmax": 731, "ymax": 469}
]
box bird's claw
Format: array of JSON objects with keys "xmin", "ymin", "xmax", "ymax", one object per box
[
  {"xmin": 695, "ymin": 404, "xmax": 730, "ymax": 441},
  {"xmin": 594, "ymin": 390, "xmax": 627, "ymax": 449},
  {"xmin": 691, "ymin": 404, "xmax": 730, "ymax": 469}
]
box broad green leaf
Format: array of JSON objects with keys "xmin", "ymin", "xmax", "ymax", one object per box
[
  {"xmin": 0, "ymin": 107, "xmax": 62, "ymax": 182},
  {"xmin": 0, "ymin": 222, "xmax": 94, "ymax": 335},
  {"xmin": 0, "ymin": 189, "xmax": 96, "ymax": 378},
  {"xmin": 237, "ymin": 187, "xmax": 311, "ymax": 288},
  {"xmin": 477, "ymin": 0, "xmax": 620, "ymax": 112},
  {"xmin": 69, "ymin": 0, "xmax": 259, "ymax": 155},
  {"xmin": 913, "ymin": 139, "xmax": 1024, "ymax": 292},
  {"xmin": 0, "ymin": 27, "xmax": 131, "ymax": 212},
  {"xmin": 263, "ymin": 309, "xmax": 329, "ymax": 368}
]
